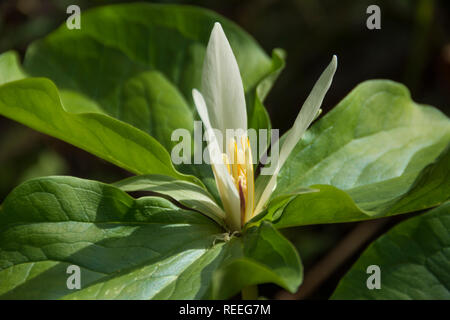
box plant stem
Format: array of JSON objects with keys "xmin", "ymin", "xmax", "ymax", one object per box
[{"xmin": 241, "ymin": 285, "xmax": 258, "ymax": 300}]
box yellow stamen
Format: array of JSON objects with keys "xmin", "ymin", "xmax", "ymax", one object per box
[{"xmin": 223, "ymin": 136, "xmax": 255, "ymax": 227}]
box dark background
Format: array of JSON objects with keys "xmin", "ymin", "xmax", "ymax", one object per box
[{"xmin": 0, "ymin": 0, "xmax": 449, "ymax": 299}]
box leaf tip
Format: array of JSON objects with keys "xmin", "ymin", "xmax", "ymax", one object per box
[{"xmin": 331, "ymin": 55, "xmax": 338, "ymax": 70}]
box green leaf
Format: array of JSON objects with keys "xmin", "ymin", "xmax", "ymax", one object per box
[
  {"xmin": 0, "ymin": 77, "xmax": 197, "ymax": 183},
  {"xmin": 112, "ymin": 174, "xmax": 226, "ymax": 227},
  {"xmin": 212, "ymin": 221, "xmax": 303, "ymax": 299},
  {"xmin": 109, "ymin": 70, "xmax": 194, "ymax": 151},
  {"xmin": 266, "ymin": 80, "xmax": 450, "ymax": 227},
  {"xmin": 349, "ymin": 144, "xmax": 450, "ymax": 214},
  {"xmin": 0, "ymin": 4, "xmax": 282, "ymax": 192},
  {"xmin": 265, "ymin": 185, "xmax": 371, "ymax": 228},
  {"xmin": 331, "ymin": 202, "xmax": 450, "ymax": 299},
  {"xmin": 0, "ymin": 51, "xmax": 26, "ymax": 85},
  {"xmin": 22, "ymin": 3, "xmax": 277, "ymax": 150},
  {"xmin": 269, "ymin": 145, "xmax": 450, "ymax": 228},
  {"xmin": 275, "ymin": 80, "xmax": 450, "ymax": 195},
  {"xmin": 0, "ymin": 176, "xmax": 301, "ymax": 299}
]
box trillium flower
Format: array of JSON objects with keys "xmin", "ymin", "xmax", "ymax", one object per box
[{"xmin": 193, "ymin": 22, "xmax": 337, "ymax": 232}]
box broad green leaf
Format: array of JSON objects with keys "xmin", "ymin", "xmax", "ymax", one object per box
[
  {"xmin": 262, "ymin": 185, "xmax": 370, "ymax": 228},
  {"xmin": 109, "ymin": 70, "xmax": 194, "ymax": 150},
  {"xmin": 0, "ymin": 176, "xmax": 301, "ymax": 299},
  {"xmin": 349, "ymin": 144, "xmax": 450, "ymax": 214},
  {"xmin": 22, "ymin": 3, "xmax": 278, "ymax": 151},
  {"xmin": 275, "ymin": 81, "xmax": 450, "ymax": 196},
  {"xmin": 268, "ymin": 142, "xmax": 449, "ymax": 228},
  {"xmin": 331, "ymin": 202, "xmax": 450, "ymax": 299},
  {"xmin": 0, "ymin": 4, "xmax": 283, "ymax": 193},
  {"xmin": 0, "ymin": 77, "xmax": 197, "ymax": 184},
  {"xmin": 265, "ymin": 80, "xmax": 450, "ymax": 226}
]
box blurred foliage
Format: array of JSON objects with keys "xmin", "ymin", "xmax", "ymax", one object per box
[{"xmin": 0, "ymin": 0, "xmax": 449, "ymax": 299}]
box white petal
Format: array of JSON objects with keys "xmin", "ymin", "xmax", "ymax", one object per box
[
  {"xmin": 193, "ymin": 89, "xmax": 241, "ymax": 230},
  {"xmin": 254, "ymin": 56, "xmax": 337, "ymax": 214},
  {"xmin": 201, "ymin": 22, "xmax": 247, "ymax": 137}
]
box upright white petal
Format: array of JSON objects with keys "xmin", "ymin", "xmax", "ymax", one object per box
[
  {"xmin": 254, "ymin": 56, "xmax": 337, "ymax": 214},
  {"xmin": 193, "ymin": 89, "xmax": 241, "ymax": 230},
  {"xmin": 201, "ymin": 22, "xmax": 247, "ymax": 137}
]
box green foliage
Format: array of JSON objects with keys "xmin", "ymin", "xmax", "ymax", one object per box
[
  {"xmin": 0, "ymin": 75, "xmax": 196, "ymax": 183},
  {"xmin": 265, "ymin": 80, "xmax": 450, "ymax": 227},
  {"xmin": 0, "ymin": 51, "xmax": 26, "ymax": 85},
  {"xmin": 0, "ymin": 3, "xmax": 448, "ymax": 300},
  {"xmin": 332, "ymin": 202, "xmax": 450, "ymax": 299},
  {"xmin": 23, "ymin": 3, "xmax": 279, "ymax": 151},
  {"xmin": 0, "ymin": 177, "xmax": 300, "ymax": 299}
]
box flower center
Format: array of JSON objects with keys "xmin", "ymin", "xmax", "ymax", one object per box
[{"xmin": 223, "ymin": 136, "xmax": 255, "ymax": 227}]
